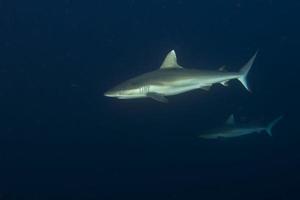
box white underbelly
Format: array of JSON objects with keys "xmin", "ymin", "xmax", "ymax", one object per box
[
  {"xmin": 150, "ymin": 83, "xmax": 205, "ymax": 96},
  {"xmin": 149, "ymin": 75, "xmax": 239, "ymax": 96},
  {"xmin": 221, "ymin": 129, "xmax": 258, "ymax": 138}
]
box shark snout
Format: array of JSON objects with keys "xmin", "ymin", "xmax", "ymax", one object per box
[{"xmin": 104, "ymin": 90, "xmax": 117, "ymax": 97}]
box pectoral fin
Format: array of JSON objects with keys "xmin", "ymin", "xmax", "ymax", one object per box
[{"xmin": 146, "ymin": 92, "xmax": 168, "ymax": 103}]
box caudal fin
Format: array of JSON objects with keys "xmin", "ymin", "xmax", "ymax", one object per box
[
  {"xmin": 266, "ymin": 116, "xmax": 283, "ymax": 136},
  {"xmin": 238, "ymin": 51, "xmax": 258, "ymax": 92}
]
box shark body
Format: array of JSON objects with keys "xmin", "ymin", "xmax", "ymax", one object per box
[
  {"xmin": 198, "ymin": 115, "xmax": 283, "ymax": 139},
  {"xmin": 105, "ymin": 50, "xmax": 257, "ymax": 103}
]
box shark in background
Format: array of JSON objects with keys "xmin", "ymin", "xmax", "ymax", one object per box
[
  {"xmin": 104, "ymin": 50, "xmax": 258, "ymax": 103},
  {"xmin": 198, "ymin": 115, "xmax": 283, "ymax": 139}
]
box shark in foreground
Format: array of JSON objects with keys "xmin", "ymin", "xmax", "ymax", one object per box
[
  {"xmin": 198, "ymin": 115, "xmax": 283, "ymax": 139},
  {"xmin": 104, "ymin": 50, "xmax": 257, "ymax": 103}
]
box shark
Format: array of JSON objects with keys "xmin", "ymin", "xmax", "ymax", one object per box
[
  {"xmin": 198, "ymin": 115, "xmax": 283, "ymax": 139},
  {"xmin": 104, "ymin": 50, "xmax": 257, "ymax": 103}
]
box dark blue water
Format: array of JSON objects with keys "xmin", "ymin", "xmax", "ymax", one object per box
[{"xmin": 0, "ymin": 0, "xmax": 299, "ymax": 199}]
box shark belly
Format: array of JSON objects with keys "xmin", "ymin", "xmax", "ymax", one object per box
[
  {"xmin": 148, "ymin": 73, "xmax": 239, "ymax": 96},
  {"xmin": 149, "ymin": 78, "xmax": 208, "ymax": 96},
  {"xmin": 201, "ymin": 75, "xmax": 239, "ymax": 86},
  {"xmin": 220, "ymin": 128, "xmax": 260, "ymax": 138}
]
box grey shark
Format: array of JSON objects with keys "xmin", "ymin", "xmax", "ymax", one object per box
[
  {"xmin": 104, "ymin": 50, "xmax": 257, "ymax": 103},
  {"xmin": 198, "ymin": 115, "xmax": 283, "ymax": 139}
]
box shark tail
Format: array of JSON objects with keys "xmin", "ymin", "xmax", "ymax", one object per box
[
  {"xmin": 238, "ymin": 51, "xmax": 258, "ymax": 92},
  {"xmin": 265, "ymin": 116, "xmax": 283, "ymax": 136}
]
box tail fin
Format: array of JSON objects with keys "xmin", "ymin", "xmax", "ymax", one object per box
[
  {"xmin": 266, "ymin": 116, "xmax": 283, "ymax": 136},
  {"xmin": 238, "ymin": 51, "xmax": 258, "ymax": 92}
]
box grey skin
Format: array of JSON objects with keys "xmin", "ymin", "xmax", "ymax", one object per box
[
  {"xmin": 104, "ymin": 50, "xmax": 257, "ymax": 103},
  {"xmin": 198, "ymin": 115, "xmax": 283, "ymax": 139}
]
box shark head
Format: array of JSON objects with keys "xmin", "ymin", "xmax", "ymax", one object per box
[
  {"xmin": 104, "ymin": 50, "xmax": 181, "ymax": 101},
  {"xmin": 104, "ymin": 78, "xmax": 147, "ymax": 99}
]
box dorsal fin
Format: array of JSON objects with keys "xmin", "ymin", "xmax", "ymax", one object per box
[
  {"xmin": 160, "ymin": 50, "xmax": 183, "ymax": 69},
  {"xmin": 226, "ymin": 114, "xmax": 235, "ymax": 125}
]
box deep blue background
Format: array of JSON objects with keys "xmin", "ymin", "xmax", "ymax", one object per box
[{"xmin": 0, "ymin": 0, "xmax": 299, "ymax": 199}]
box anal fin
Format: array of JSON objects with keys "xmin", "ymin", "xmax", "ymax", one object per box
[
  {"xmin": 220, "ymin": 81, "xmax": 229, "ymax": 87},
  {"xmin": 201, "ymin": 86, "xmax": 211, "ymax": 91}
]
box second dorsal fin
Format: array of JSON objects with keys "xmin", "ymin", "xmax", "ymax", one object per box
[
  {"xmin": 226, "ymin": 114, "xmax": 235, "ymax": 125},
  {"xmin": 160, "ymin": 50, "xmax": 183, "ymax": 69},
  {"xmin": 218, "ymin": 65, "xmax": 227, "ymax": 71}
]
